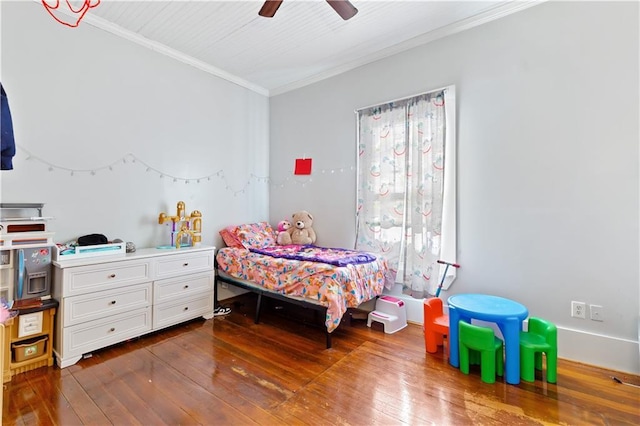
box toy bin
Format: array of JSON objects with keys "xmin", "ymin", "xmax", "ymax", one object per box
[
  {"xmin": 53, "ymin": 242, "xmax": 125, "ymax": 261},
  {"xmin": 12, "ymin": 335, "xmax": 48, "ymax": 363}
]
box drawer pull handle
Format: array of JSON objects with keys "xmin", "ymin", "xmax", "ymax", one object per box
[
  {"xmin": 184, "ymin": 285, "xmax": 189, "ymax": 289},
  {"xmin": 109, "ymin": 327, "xmax": 115, "ymax": 332},
  {"xmin": 110, "ymin": 300, "xmax": 117, "ymax": 305},
  {"xmin": 108, "ymin": 274, "xmax": 116, "ymax": 278},
  {"xmin": 184, "ymin": 307, "xmax": 189, "ymax": 311},
  {"xmin": 183, "ymin": 263, "xmax": 189, "ymax": 267}
]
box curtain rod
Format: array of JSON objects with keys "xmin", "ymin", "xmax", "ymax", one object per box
[{"xmin": 354, "ymin": 84, "xmax": 453, "ymax": 113}]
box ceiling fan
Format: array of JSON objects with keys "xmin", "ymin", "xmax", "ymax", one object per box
[{"xmin": 259, "ymin": 0, "xmax": 358, "ymax": 21}]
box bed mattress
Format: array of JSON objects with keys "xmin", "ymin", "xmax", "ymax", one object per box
[{"xmin": 216, "ymin": 246, "xmax": 389, "ymax": 332}]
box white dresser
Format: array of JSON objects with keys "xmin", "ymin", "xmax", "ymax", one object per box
[{"xmin": 52, "ymin": 246, "xmax": 215, "ymax": 368}]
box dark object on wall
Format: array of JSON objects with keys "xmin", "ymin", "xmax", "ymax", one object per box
[
  {"xmin": 77, "ymin": 234, "xmax": 108, "ymax": 246},
  {"xmin": 1, "ymin": 82, "xmax": 16, "ymax": 170}
]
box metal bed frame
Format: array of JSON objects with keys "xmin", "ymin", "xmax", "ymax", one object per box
[{"xmin": 215, "ymin": 271, "xmax": 333, "ymax": 349}]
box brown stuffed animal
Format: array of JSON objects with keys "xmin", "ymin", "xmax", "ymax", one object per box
[{"xmin": 289, "ymin": 211, "xmax": 317, "ymax": 245}]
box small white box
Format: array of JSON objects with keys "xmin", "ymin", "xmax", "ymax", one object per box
[{"xmin": 18, "ymin": 311, "xmax": 43, "ymax": 338}]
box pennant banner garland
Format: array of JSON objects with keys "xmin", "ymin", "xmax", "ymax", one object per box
[{"xmin": 17, "ymin": 146, "xmax": 353, "ymax": 195}]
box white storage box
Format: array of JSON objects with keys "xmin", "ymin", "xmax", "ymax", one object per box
[{"xmin": 53, "ymin": 242, "xmax": 126, "ymax": 261}]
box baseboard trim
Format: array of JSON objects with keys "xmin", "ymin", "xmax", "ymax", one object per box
[{"xmin": 556, "ymin": 327, "xmax": 639, "ymax": 375}]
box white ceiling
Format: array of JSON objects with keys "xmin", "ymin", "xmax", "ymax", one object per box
[{"xmin": 64, "ymin": 0, "xmax": 540, "ymax": 96}]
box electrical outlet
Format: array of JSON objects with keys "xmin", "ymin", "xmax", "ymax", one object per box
[
  {"xmin": 590, "ymin": 304, "xmax": 604, "ymax": 321},
  {"xmin": 571, "ymin": 301, "xmax": 586, "ymax": 319},
  {"xmin": 220, "ymin": 282, "xmax": 228, "ymax": 289}
]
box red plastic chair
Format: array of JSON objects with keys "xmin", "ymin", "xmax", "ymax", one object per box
[{"xmin": 423, "ymin": 297, "xmax": 449, "ymax": 354}]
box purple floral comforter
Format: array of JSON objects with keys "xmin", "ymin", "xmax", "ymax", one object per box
[{"xmin": 250, "ymin": 245, "xmax": 376, "ymax": 266}]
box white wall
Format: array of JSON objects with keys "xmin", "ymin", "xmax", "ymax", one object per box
[
  {"xmin": 269, "ymin": 1, "xmax": 639, "ymax": 373},
  {"xmin": 0, "ymin": 1, "xmax": 269, "ymax": 249}
]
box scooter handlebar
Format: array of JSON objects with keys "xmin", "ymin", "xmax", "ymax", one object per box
[{"xmin": 437, "ymin": 260, "xmax": 460, "ymax": 268}]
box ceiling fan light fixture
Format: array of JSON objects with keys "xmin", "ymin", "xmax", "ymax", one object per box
[
  {"xmin": 259, "ymin": 0, "xmax": 283, "ymax": 18},
  {"xmin": 326, "ymin": 0, "xmax": 358, "ymax": 20},
  {"xmin": 258, "ymin": 0, "xmax": 358, "ymax": 20}
]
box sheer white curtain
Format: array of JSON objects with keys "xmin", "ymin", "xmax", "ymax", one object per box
[{"xmin": 356, "ymin": 87, "xmax": 456, "ymax": 298}]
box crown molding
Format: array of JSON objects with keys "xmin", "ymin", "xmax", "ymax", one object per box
[
  {"xmin": 32, "ymin": 0, "xmax": 544, "ymax": 98},
  {"xmin": 269, "ymin": 0, "xmax": 545, "ymax": 96},
  {"xmin": 31, "ymin": 0, "xmax": 269, "ymax": 96},
  {"xmin": 81, "ymin": 13, "xmax": 270, "ymax": 97}
]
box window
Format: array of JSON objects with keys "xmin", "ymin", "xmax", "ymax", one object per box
[{"xmin": 356, "ymin": 86, "xmax": 457, "ymax": 298}]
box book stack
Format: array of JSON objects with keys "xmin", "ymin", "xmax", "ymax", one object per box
[{"xmin": 12, "ymin": 298, "xmax": 44, "ymax": 310}]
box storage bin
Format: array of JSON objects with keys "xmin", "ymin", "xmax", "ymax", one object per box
[
  {"xmin": 53, "ymin": 242, "xmax": 126, "ymax": 261},
  {"xmin": 12, "ymin": 335, "xmax": 47, "ymax": 362}
]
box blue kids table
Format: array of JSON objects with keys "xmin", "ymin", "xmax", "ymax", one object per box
[{"xmin": 448, "ymin": 294, "xmax": 528, "ymax": 385}]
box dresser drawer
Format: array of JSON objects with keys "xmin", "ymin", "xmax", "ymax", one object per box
[
  {"xmin": 63, "ymin": 307, "xmax": 152, "ymax": 358},
  {"xmin": 64, "ymin": 282, "xmax": 152, "ymax": 327},
  {"xmin": 153, "ymin": 272, "xmax": 213, "ymax": 304},
  {"xmin": 62, "ymin": 260, "xmax": 151, "ymax": 296},
  {"xmin": 154, "ymin": 251, "xmax": 214, "ymax": 279},
  {"xmin": 153, "ymin": 293, "xmax": 213, "ymax": 330}
]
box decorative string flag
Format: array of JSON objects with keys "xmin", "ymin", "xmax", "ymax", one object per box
[
  {"xmin": 42, "ymin": 0, "xmax": 101, "ymax": 28},
  {"xmin": 16, "ymin": 145, "xmax": 353, "ymax": 193},
  {"xmin": 294, "ymin": 158, "xmax": 312, "ymax": 175}
]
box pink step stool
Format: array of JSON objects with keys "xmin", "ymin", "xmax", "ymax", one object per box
[{"xmin": 367, "ymin": 296, "xmax": 408, "ymax": 334}]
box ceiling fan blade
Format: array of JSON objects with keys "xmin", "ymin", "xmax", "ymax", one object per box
[
  {"xmin": 326, "ymin": 0, "xmax": 358, "ymax": 20},
  {"xmin": 259, "ymin": 0, "xmax": 283, "ymax": 18}
]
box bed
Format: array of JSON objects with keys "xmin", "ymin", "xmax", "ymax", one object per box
[{"xmin": 215, "ymin": 222, "xmax": 390, "ymax": 348}]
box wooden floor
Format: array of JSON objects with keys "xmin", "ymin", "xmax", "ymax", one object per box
[{"xmin": 3, "ymin": 293, "xmax": 639, "ymax": 425}]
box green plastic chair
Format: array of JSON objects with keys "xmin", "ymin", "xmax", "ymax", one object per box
[
  {"xmin": 458, "ymin": 321, "xmax": 504, "ymax": 384},
  {"xmin": 519, "ymin": 317, "xmax": 557, "ymax": 383}
]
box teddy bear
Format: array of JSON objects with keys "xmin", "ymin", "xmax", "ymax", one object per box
[
  {"xmin": 276, "ymin": 220, "xmax": 292, "ymax": 245},
  {"xmin": 288, "ymin": 210, "xmax": 317, "ymax": 245}
]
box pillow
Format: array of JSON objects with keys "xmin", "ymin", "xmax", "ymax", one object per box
[
  {"xmin": 219, "ymin": 225, "xmax": 244, "ymax": 248},
  {"xmin": 235, "ymin": 222, "xmax": 277, "ymax": 249},
  {"xmin": 219, "ymin": 222, "xmax": 277, "ymax": 249}
]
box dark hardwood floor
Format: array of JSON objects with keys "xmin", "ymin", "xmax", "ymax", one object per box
[{"xmin": 3, "ymin": 293, "xmax": 639, "ymax": 425}]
